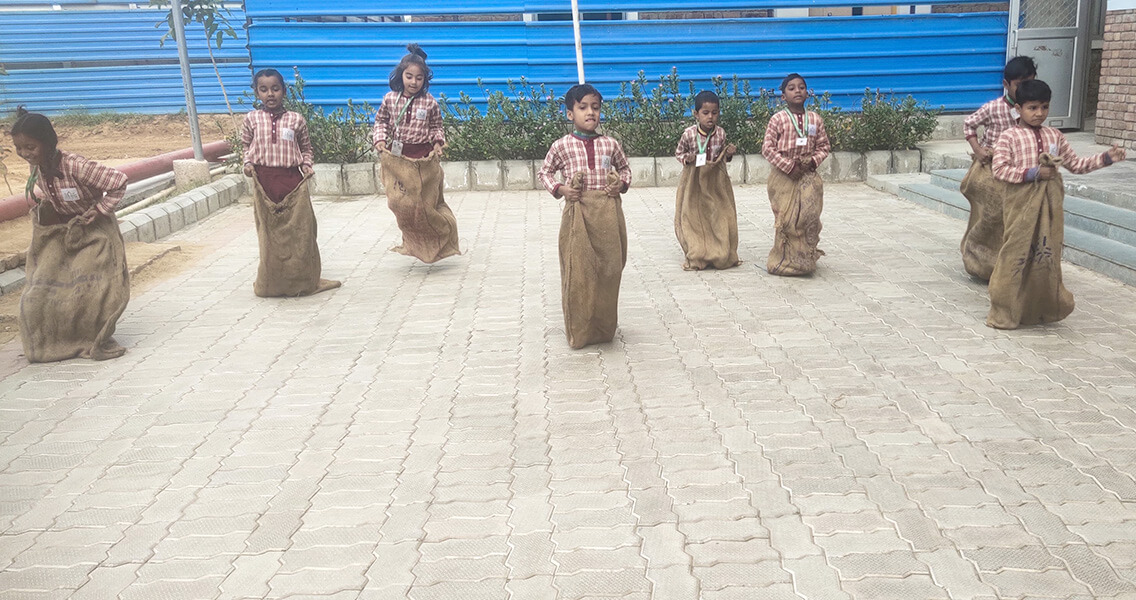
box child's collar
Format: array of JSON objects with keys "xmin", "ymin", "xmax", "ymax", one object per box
[
  {"xmin": 697, "ymin": 125, "xmax": 714, "ymax": 136},
  {"xmin": 572, "ymin": 129, "xmax": 600, "ymax": 140}
]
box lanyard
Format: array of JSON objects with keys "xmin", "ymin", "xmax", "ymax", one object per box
[
  {"xmin": 696, "ymin": 128, "xmax": 710, "ymax": 154},
  {"xmin": 393, "ymin": 95, "xmax": 414, "ymax": 136},
  {"xmin": 784, "ymin": 109, "xmax": 809, "ymax": 138},
  {"xmin": 25, "ymin": 167, "xmax": 40, "ymax": 205}
]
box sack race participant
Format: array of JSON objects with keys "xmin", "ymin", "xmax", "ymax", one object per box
[
  {"xmin": 373, "ymin": 43, "xmax": 459, "ymax": 263},
  {"xmin": 538, "ymin": 84, "xmax": 633, "ymax": 349},
  {"xmin": 242, "ymin": 68, "xmax": 340, "ymax": 297},
  {"xmin": 10, "ymin": 107, "xmax": 130, "ymax": 362},
  {"xmin": 673, "ymin": 90, "xmax": 740, "ymax": 271},
  {"xmin": 988, "ymin": 80, "xmax": 1125, "ymax": 329},
  {"xmin": 960, "ymin": 56, "xmax": 1038, "ymax": 280},
  {"xmin": 762, "ymin": 73, "xmax": 831, "ymax": 276}
]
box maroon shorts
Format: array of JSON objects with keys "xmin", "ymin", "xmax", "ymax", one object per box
[
  {"xmin": 399, "ymin": 142, "xmax": 433, "ymax": 159},
  {"xmin": 254, "ymin": 165, "xmax": 304, "ymax": 204}
]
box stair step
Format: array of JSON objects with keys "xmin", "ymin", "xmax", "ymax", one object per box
[{"xmin": 1064, "ymin": 229, "xmax": 1136, "ymax": 286}]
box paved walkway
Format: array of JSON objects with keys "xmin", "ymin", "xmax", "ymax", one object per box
[{"xmin": 2, "ymin": 182, "xmax": 1136, "ymax": 600}]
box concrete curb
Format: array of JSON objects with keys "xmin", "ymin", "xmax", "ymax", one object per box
[
  {"xmin": 317, "ymin": 149, "xmax": 926, "ymax": 196},
  {"xmin": 0, "ymin": 174, "xmax": 246, "ymax": 296}
]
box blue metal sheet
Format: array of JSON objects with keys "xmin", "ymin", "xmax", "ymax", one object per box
[{"xmin": 248, "ymin": 12, "xmax": 1007, "ymax": 112}]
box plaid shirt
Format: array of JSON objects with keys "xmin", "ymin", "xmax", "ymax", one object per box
[
  {"xmin": 762, "ymin": 110, "xmax": 831, "ymax": 175},
  {"xmin": 964, "ymin": 96, "xmax": 1019, "ymax": 149},
  {"xmin": 372, "ymin": 91, "xmax": 445, "ymax": 149},
  {"xmin": 675, "ymin": 124, "xmax": 727, "ymax": 163},
  {"xmin": 993, "ymin": 124, "xmax": 1108, "ymax": 184},
  {"xmin": 538, "ymin": 133, "xmax": 632, "ymax": 196},
  {"xmin": 30, "ymin": 151, "xmax": 128, "ymax": 217},
  {"xmin": 241, "ymin": 108, "xmax": 314, "ymax": 169}
]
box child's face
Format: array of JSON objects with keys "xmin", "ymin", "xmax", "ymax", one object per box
[
  {"xmin": 782, "ymin": 78, "xmax": 808, "ymax": 107},
  {"xmin": 255, "ymin": 75, "xmax": 285, "ymax": 111},
  {"xmin": 568, "ymin": 93, "xmax": 602, "ymax": 133},
  {"xmin": 1017, "ymin": 100, "xmax": 1050, "ymax": 127},
  {"xmin": 695, "ymin": 103, "xmax": 719, "ymax": 131},
  {"xmin": 1004, "ymin": 74, "xmax": 1036, "ymax": 102},
  {"xmin": 11, "ymin": 132, "xmax": 48, "ymax": 167},
  {"xmin": 402, "ymin": 65, "xmax": 425, "ymax": 96}
]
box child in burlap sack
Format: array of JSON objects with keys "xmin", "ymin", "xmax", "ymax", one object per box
[
  {"xmin": 762, "ymin": 73, "xmax": 831, "ymax": 276},
  {"xmin": 10, "ymin": 107, "xmax": 130, "ymax": 362},
  {"xmin": 989, "ymin": 80, "xmax": 1126, "ymax": 330},
  {"xmin": 673, "ymin": 90, "xmax": 740, "ymax": 271},
  {"xmin": 538, "ymin": 84, "xmax": 632, "ymax": 349},
  {"xmin": 242, "ymin": 68, "xmax": 341, "ymax": 297},
  {"xmin": 960, "ymin": 55, "xmax": 1037, "ymax": 281},
  {"xmin": 373, "ymin": 44, "xmax": 460, "ymax": 264}
]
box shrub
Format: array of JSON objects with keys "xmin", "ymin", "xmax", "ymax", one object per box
[{"xmin": 441, "ymin": 78, "xmax": 567, "ymax": 161}]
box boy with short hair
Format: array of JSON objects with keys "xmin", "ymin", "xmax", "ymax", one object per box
[
  {"xmin": 538, "ymin": 84, "xmax": 633, "ymax": 349},
  {"xmin": 987, "ymin": 79, "xmax": 1126, "ymax": 329},
  {"xmin": 673, "ymin": 90, "xmax": 740, "ymax": 270},
  {"xmin": 959, "ymin": 56, "xmax": 1038, "ymax": 280}
]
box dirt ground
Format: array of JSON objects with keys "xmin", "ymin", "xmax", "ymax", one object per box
[{"xmin": 1, "ymin": 113, "xmax": 235, "ymax": 186}]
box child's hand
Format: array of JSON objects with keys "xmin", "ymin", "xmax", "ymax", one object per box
[
  {"xmin": 80, "ymin": 207, "xmax": 100, "ymax": 225},
  {"xmin": 974, "ymin": 147, "xmax": 993, "ymax": 163},
  {"xmin": 561, "ymin": 185, "xmax": 582, "ymax": 203},
  {"xmin": 800, "ymin": 157, "xmax": 817, "ymax": 172},
  {"xmin": 243, "ymin": 164, "xmax": 255, "ymax": 178},
  {"xmin": 432, "ymin": 143, "xmax": 445, "ymax": 159},
  {"xmin": 1039, "ymin": 165, "xmax": 1057, "ymax": 180},
  {"xmin": 300, "ymin": 165, "xmax": 313, "ymax": 176},
  {"xmin": 604, "ymin": 178, "xmax": 623, "ymax": 198},
  {"xmin": 788, "ymin": 164, "xmax": 804, "ymax": 180},
  {"xmin": 724, "ymin": 144, "xmax": 737, "ymax": 157},
  {"xmin": 1107, "ymin": 144, "xmax": 1127, "ymax": 164},
  {"xmin": 684, "ymin": 152, "xmax": 696, "ymax": 164}
]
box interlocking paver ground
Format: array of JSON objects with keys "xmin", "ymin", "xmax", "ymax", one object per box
[{"xmin": 2, "ymin": 181, "xmax": 1136, "ymax": 600}]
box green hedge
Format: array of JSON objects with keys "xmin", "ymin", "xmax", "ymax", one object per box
[{"xmin": 232, "ymin": 68, "xmax": 941, "ymax": 165}]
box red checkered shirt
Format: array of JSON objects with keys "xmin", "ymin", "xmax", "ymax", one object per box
[
  {"xmin": 993, "ymin": 124, "xmax": 1108, "ymax": 184},
  {"xmin": 762, "ymin": 109, "xmax": 831, "ymax": 175},
  {"xmin": 964, "ymin": 96, "xmax": 1019, "ymax": 149},
  {"xmin": 675, "ymin": 124, "xmax": 728, "ymax": 163},
  {"xmin": 371, "ymin": 91, "xmax": 445, "ymax": 149},
  {"xmin": 538, "ymin": 133, "xmax": 632, "ymax": 196},
  {"xmin": 29, "ymin": 151, "xmax": 128, "ymax": 217},
  {"xmin": 241, "ymin": 108, "xmax": 314, "ymax": 169}
]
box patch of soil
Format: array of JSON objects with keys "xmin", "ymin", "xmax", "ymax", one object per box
[{"xmin": 1, "ymin": 113, "xmax": 236, "ymax": 187}]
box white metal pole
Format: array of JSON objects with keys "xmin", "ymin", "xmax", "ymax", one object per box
[
  {"xmin": 170, "ymin": 0, "xmax": 205, "ymax": 160},
  {"xmin": 570, "ymin": 0, "xmax": 585, "ymax": 83}
]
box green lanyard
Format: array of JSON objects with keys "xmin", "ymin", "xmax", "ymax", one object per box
[
  {"xmin": 696, "ymin": 128, "xmax": 710, "ymax": 155},
  {"xmin": 393, "ymin": 95, "xmax": 414, "ymax": 136},
  {"xmin": 784, "ymin": 109, "xmax": 809, "ymax": 138},
  {"xmin": 25, "ymin": 167, "xmax": 40, "ymax": 205}
]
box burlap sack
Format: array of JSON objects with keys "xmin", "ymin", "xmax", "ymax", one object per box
[
  {"xmin": 559, "ymin": 171, "xmax": 628, "ymax": 349},
  {"xmin": 987, "ymin": 154, "xmax": 1073, "ymax": 329},
  {"xmin": 20, "ymin": 203, "xmax": 129, "ymax": 362},
  {"xmin": 252, "ymin": 174, "xmax": 341, "ymax": 297},
  {"xmin": 959, "ymin": 156, "xmax": 1004, "ymax": 281},
  {"xmin": 379, "ymin": 151, "xmax": 461, "ymax": 263},
  {"xmin": 674, "ymin": 152, "xmax": 740, "ymax": 270},
  {"xmin": 766, "ymin": 165, "xmax": 824, "ymax": 276}
]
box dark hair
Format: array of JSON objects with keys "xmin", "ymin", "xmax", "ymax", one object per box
[
  {"xmin": 780, "ymin": 73, "xmax": 806, "ymax": 92},
  {"xmin": 694, "ymin": 90, "xmax": 720, "ymax": 111},
  {"xmin": 10, "ymin": 106, "xmax": 58, "ymax": 155},
  {"xmin": 564, "ymin": 84, "xmax": 602, "ymax": 109},
  {"xmin": 1003, "ymin": 56, "xmax": 1038, "ymax": 83},
  {"xmin": 1014, "ymin": 79, "xmax": 1051, "ymax": 104},
  {"xmin": 252, "ymin": 68, "xmax": 285, "ymax": 89},
  {"xmin": 389, "ymin": 43, "xmax": 432, "ymax": 93}
]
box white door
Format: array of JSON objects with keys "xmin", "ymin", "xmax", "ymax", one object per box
[{"xmin": 1008, "ymin": 0, "xmax": 1091, "ymax": 128}]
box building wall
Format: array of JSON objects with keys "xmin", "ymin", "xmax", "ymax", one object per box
[{"xmin": 1095, "ymin": 7, "xmax": 1136, "ymax": 149}]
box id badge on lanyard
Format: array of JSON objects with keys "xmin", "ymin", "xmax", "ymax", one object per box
[
  {"xmin": 695, "ymin": 130, "xmax": 709, "ymax": 167},
  {"xmin": 391, "ymin": 95, "xmax": 413, "ymax": 156},
  {"xmin": 391, "ymin": 140, "xmax": 404, "ymax": 157}
]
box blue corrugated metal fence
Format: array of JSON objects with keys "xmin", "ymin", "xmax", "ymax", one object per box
[{"xmin": 0, "ymin": 6, "xmax": 249, "ymax": 115}]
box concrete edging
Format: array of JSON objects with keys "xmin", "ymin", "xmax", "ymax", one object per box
[
  {"xmin": 311, "ymin": 149, "xmax": 924, "ymax": 196},
  {"xmin": 0, "ymin": 174, "xmax": 246, "ymax": 296}
]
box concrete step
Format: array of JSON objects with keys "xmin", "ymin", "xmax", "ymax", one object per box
[{"xmin": 868, "ymin": 172, "xmax": 1136, "ymax": 286}]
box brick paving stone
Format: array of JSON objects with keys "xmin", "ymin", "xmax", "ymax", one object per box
[{"xmin": 1, "ymin": 184, "xmax": 1136, "ymax": 598}]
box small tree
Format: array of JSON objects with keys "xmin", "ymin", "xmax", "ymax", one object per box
[{"xmin": 151, "ymin": 0, "xmax": 239, "ymax": 126}]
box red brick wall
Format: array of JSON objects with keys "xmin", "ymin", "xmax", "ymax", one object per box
[{"xmin": 1095, "ymin": 8, "xmax": 1136, "ymax": 150}]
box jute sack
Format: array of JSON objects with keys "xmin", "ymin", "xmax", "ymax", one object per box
[
  {"xmin": 674, "ymin": 151, "xmax": 740, "ymax": 270},
  {"xmin": 559, "ymin": 171, "xmax": 628, "ymax": 349},
  {"xmin": 766, "ymin": 164, "xmax": 824, "ymax": 276},
  {"xmin": 987, "ymin": 153, "xmax": 1073, "ymax": 329},
  {"xmin": 20, "ymin": 203, "xmax": 129, "ymax": 362},
  {"xmin": 252, "ymin": 174, "xmax": 341, "ymax": 297},
  {"xmin": 379, "ymin": 151, "xmax": 461, "ymax": 263},
  {"xmin": 959, "ymin": 156, "xmax": 1004, "ymax": 280}
]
